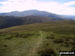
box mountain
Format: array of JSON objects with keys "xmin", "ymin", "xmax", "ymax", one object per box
[
  {"xmin": 62, "ymin": 15, "xmax": 75, "ymax": 20},
  {"xmin": 0, "ymin": 15, "xmax": 63, "ymax": 29},
  {"xmin": 0, "ymin": 10, "xmax": 75, "ymax": 56},
  {"xmin": 0, "ymin": 10, "xmax": 38, "ymax": 16},
  {"xmin": 0, "ymin": 10, "xmax": 73, "ymax": 29},
  {"xmin": 0, "ymin": 10, "xmax": 65, "ymax": 19}
]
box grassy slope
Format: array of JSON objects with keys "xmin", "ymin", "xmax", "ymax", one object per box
[{"xmin": 0, "ymin": 20, "xmax": 75, "ymax": 56}]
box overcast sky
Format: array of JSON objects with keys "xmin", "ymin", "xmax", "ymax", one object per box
[{"xmin": 0, "ymin": 0, "xmax": 75, "ymax": 15}]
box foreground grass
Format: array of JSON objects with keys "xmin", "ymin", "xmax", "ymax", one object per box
[{"xmin": 0, "ymin": 20, "xmax": 75, "ymax": 56}]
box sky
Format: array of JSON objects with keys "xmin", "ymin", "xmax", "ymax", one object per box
[{"xmin": 0, "ymin": 0, "xmax": 75, "ymax": 15}]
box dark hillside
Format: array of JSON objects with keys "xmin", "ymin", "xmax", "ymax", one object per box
[{"xmin": 0, "ymin": 16, "xmax": 63, "ymax": 29}]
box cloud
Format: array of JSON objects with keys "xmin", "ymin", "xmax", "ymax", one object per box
[
  {"xmin": 63, "ymin": 1, "xmax": 75, "ymax": 6},
  {"xmin": 0, "ymin": 0, "xmax": 75, "ymax": 15}
]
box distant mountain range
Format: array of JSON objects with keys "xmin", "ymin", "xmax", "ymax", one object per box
[
  {"xmin": 0, "ymin": 10, "xmax": 74, "ymax": 20},
  {"xmin": 0, "ymin": 10, "xmax": 66, "ymax": 19},
  {"xmin": 62, "ymin": 15, "xmax": 75, "ymax": 20},
  {"xmin": 0, "ymin": 10, "xmax": 74, "ymax": 29}
]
